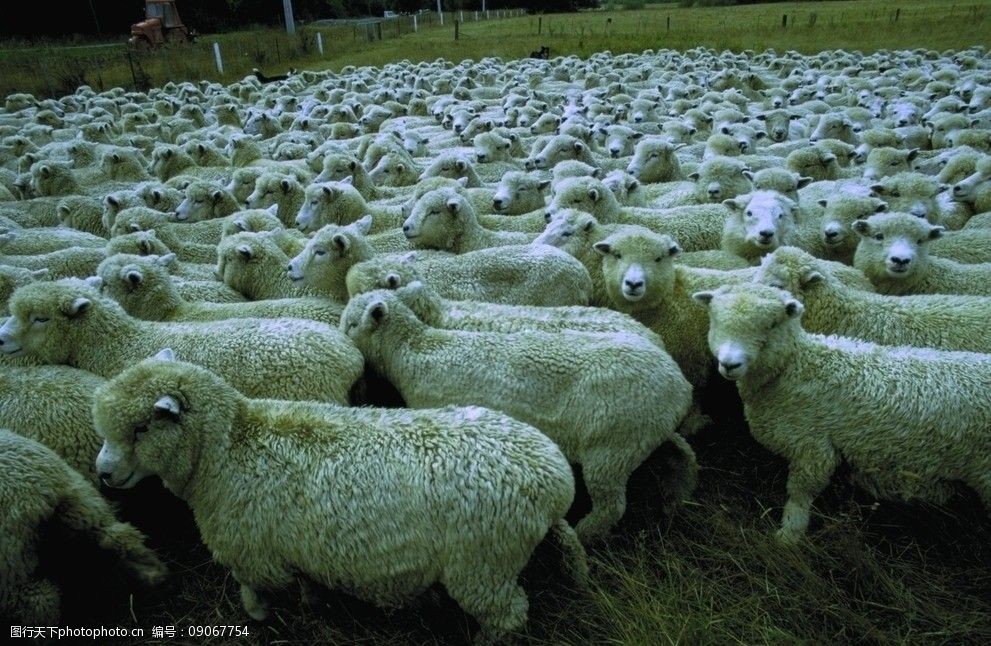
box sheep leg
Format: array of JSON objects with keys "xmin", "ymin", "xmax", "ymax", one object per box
[
  {"xmin": 657, "ymin": 434, "xmax": 699, "ymax": 516},
  {"xmin": 3, "ymin": 579, "xmax": 61, "ymax": 624},
  {"xmin": 776, "ymin": 448, "xmax": 837, "ymax": 545},
  {"xmin": 548, "ymin": 519, "xmax": 590, "ymax": 592},
  {"xmin": 55, "ymin": 477, "xmax": 166, "ymax": 585},
  {"xmin": 444, "ymin": 566, "xmax": 528, "ymax": 646},
  {"xmin": 574, "ymin": 450, "xmax": 630, "ymax": 543},
  {"xmin": 238, "ymin": 580, "xmax": 269, "ymax": 621}
]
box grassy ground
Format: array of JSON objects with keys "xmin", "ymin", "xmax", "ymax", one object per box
[
  {"xmin": 1, "ymin": 1, "xmax": 989, "ymax": 98},
  {"xmin": 52, "ymin": 380, "xmax": 991, "ymax": 644}
]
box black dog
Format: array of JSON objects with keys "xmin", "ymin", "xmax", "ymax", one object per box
[
  {"xmin": 529, "ymin": 46, "xmax": 550, "ymax": 60},
  {"xmin": 252, "ymin": 67, "xmax": 297, "ymax": 83}
]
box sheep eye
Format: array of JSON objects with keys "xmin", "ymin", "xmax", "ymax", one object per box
[
  {"xmin": 133, "ymin": 424, "xmax": 149, "ymax": 440},
  {"xmin": 562, "ymin": 231, "xmax": 573, "ymax": 237},
  {"xmin": 891, "ymin": 191, "xmax": 901, "ymax": 197},
  {"xmin": 890, "ymin": 161, "xmax": 899, "ymax": 166},
  {"xmin": 314, "ymin": 249, "xmax": 326, "ymax": 256},
  {"xmin": 654, "ymin": 256, "xmax": 663, "ymax": 262},
  {"xmin": 614, "ymin": 252, "xmax": 622, "ymax": 259},
  {"xmin": 745, "ymin": 210, "xmax": 753, "ymax": 217},
  {"xmin": 874, "ymin": 233, "xmax": 884, "ymax": 240},
  {"xmin": 32, "ymin": 316, "xmax": 49, "ymax": 324},
  {"xmin": 429, "ymin": 210, "xmax": 440, "ymax": 216}
]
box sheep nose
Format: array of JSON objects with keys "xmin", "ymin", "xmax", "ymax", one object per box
[
  {"xmin": 610, "ymin": 149, "xmax": 620, "ymax": 158},
  {"xmin": 890, "ymin": 255, "xmax": 910, "ymax": 266},
  {"xmin": 402, "ymin": 223, "xmax": 411, "ymax": 233},
  {"xmin": 758, "ymin": 230, "xmax": 774, "ymax": 240},
  {"xmin": 493, "ymin": 199, "xmax": 504, "ymax": 209},
  {"xmin": 720, "ymin": 360, "xmax": 742, "ymax": 371},
  {"xmin": 952, "ymin": 184, "xmax": 964, "ymax": 195},
  {"xmin": 99, "ymin": 471, "xmax": 114, "ymax": 484},
  {"xmin": 707, "ymin": 188, "xmax": 720, "ymax": 196},
  {"xmin": 624, "ymin": 278, "xmax": 644, "ymax": 290},
  {"xmin": 824, "ymin": 230, "xmax": 839, "ymax": 239},
  {"xmin": 898, "ymin": 120, "xmax": 907, "ymax": 127}
]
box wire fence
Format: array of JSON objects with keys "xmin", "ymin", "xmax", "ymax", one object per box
[{"xmin": 0, "ymin": 9, "xmax": 527, "ymax": 99}]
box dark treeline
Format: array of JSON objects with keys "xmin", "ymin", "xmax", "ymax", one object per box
[{"xmin": 0, "ymin": 0, "xmax": 597, "ymax": 40}]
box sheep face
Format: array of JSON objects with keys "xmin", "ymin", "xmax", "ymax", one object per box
[
  {"xmin": 692, "ymin": 284, "xmax": 803, "ymax": 381},
  {"xmin": 603, "ymin": 126, "xmax": 643, "ymax": 158},
  {"xmin": 534, "ymin": 135, "xmax": 589, "ymax": 169},
  {"xmin": 402, "ymin": 189, "xmax": 467, "ymax": 249},
  {"xmin": 753, "ymin": 247, "xmax": 825, "ymax": 298},
  {"xmin": 547, "ymin": 177, "xmax": 618, "ymax": 222},
  {"xmin": 294, "ymin": 180, "xmax": 358, "ymax": 232},
  {"xmin": 627, "ymin": 138, "xmax": 681, "ymax": 182},
  {"xmin": 689, "ymin": 157, "xmax": 753, "ymax": 203},
  {"xmin": 225, "ymin": 168, "xmax": 263, "ymax": 204},
  {"xmin": 315, "ymin": 154, "xmax": 361, "ymax": 184},
  {"xmin": 288, "ymin": 216, "xmax": 372, "ymax": 290},
  {"xmin": 174, "ymin": 182, "xmax": 222, "ymax": 222},
  {"xmin": 809, "ymin": 113, "xmax": 856, "ymax": 143},
  {"xmin": 593, "ymin": 229, "xmax": 680, "ymax": 307},
  {"xmin": 492, "ymin": 172, "xmax": 548, "ymax": 214},
  {"xmin": 246, "ymin": 174, "xmax": 299, "ymax": 210},
  {"xmin": 725, "ymin": 191, "xmax": 797, "ymax": 254},
  {"xmin": 534, "ymin": 209, "xmax": 599, "ymax": 252},
  {"xmin": 852, "ymin": 213, "xmax": 943, "ymax": 282},
  {"xmin": 368, "ymin": 154, "xmax": 412, "ymax": 187},
  {"xmin": 868, "ymin": 173, "xmax": 939, "ymax": 222},
  {"xmin": 863, "ymin": 147, "xmax": 919, "ymax": 180},
  {"xmin": 951, "ymin": 156, "xmax": 991, "ymax": 203},
  {"xmin": 0, "ymin": 280, "xmax": 99, "ymax": 364},
  {"xmin": 473, "ymin": 132, "xmax": 513, "ymax": 164},
  {"xmin": 345, "ymin": 256, "xmax": 420, "ymax": 299},
  {"xmin": 818, "ymin": 197, "xmax": 888, "ymax": 255},
  {"xmin": 786, "ymin": 147, "xmax": 840, "ymax": 182},
  {"xmin": 93, "ymin": 354, "xmax": 223, "ymax": 492}
]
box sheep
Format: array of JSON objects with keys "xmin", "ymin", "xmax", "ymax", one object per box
[
  {"xmin": 0, "ymin": 246, "xmax": 106, "ymax": 280},
  {"xmin": 755, "ymin": 246, "xmax": 991, "ymax": 353},
  {"xmin": 0, "ymin": 227, "xmax": 106, "ymax": 255},
  {"xmin": 867, "ymin": 172, "xmax": 945, "ymax": 223},
  {"xmin": 625, "ymin": 137, "xmax": 685, "ymax": 183},
  {"xmin": 173, "ymin": 180, "xmax": 240, "ymax": 223},
  {"xmin": 149, "ymin": 144, "xmax": 196, "ymax": 181},
  {"xmin": 786, "ymin": 146, "xmax": 842, "ymax": 182},
  {"xmin": 367, "ymin": 151, "xmax": 421, "ymax": 188},
  {"xmin": 314, "ymin": 151, "xmax": 383, "ymax": 199},
  {"xmin": 295, "ymin": 179, "xmax": 404, "ymax": 234},
  {"xmin": 0, "ymin": 365, "xmax": 105, "ymax": 481},
  {"xmin": 99, "ymin": 148, "xmax": 152, "ymax": 183},
  {"xmin": 749, "ymin": 168, "xmax": 812, "ymax": 204},
  {"xmin": 97, "ymin": 253, "xmax": 342, "ymax": 325},
  {"xmin": 0, "ymin": 429, "xmax": 166, "ymax": 624},
  {"xmin": 402, "ymin": 188, "xmax": 531, "ymax": 253},
  {"xmin": 30, "ymin": 160, "xmax": 81, "ymax": 196},
  {"xmin": 341, "ymin": 287, "xmax": 697, "ymax": 542},
  {"xmin": 0, "ymin": 279, "xmax": 361, "ymax": 404},
  {"xmin": 721, "ymin": 191, "xmax": 798, "ymax": 264},
  {"xmin": 863, "ymin": 146, "xmax": 920, "ymax": 180},
  {"xmin": 686, "ymin": 156, "xmax": 753, "ymax": 204},
  {"xmin": 57, "ymin": 195, "xmax": 107, "ymax": 237},
  {"xmin": 952, "ymin": 154, "xmax": 991, "ymax": 214},
  {"xmin": 418, "ymin": 152, "xmax": 485, "ymax": 187},
  {"xmin": 491, "ymin": 171, "xmax": 549, "ymax": 215},
  {"xmin": 794, "ymin": 195, "xmax": 889, "ymax": 264},
  {"xmin": 245, "ymin": 171, "xmax": 305, "ymax": 227},
  {"xmin": 225, "ymin": 167, "xmax": 265, "ymax": 204},
  {"xmin": 852, "ymin": 212, "xmax": 991, "ymax": 296},
  {"xmin": 352, "ymin": 277, "xmax": 664, "ymax": 347},
  {"xmin": 692, "ymin": 282, "xmax": 991, "ymax": 543},
  {"xmin": 93, "ymin": 352, "xmax": 583, "ymax": 641},
  {"xmin": 216, "ymin": 231, "xmax": 316, "ymax": 300},
  {"xmin": 1, "ymin": 265, "xmax": 47, "ymax": 315},
  {"xmin": 532, "ymin": 134, "xmax": 600, "ymax": 170},
  {"xmin": 757, "ymin": 109, "xmax": 806, "ymax": 143}
]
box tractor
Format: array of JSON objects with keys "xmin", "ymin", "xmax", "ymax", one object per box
[{"xmin": 128, "ymin": 0, "xmax": 197, "ymax": 50}]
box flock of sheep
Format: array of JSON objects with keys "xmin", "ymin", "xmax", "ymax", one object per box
[{"xmin": 1, "ymin": 42, "xmax": 990, "ymax": 640}]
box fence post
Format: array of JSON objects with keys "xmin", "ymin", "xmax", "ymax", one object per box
[
  {"xmin": 316, "ymin": 32, "xmax": 324, "ymax": 55},
  {"xmin": 413, "ymin": 14, "xmax": 418, "ymax": 32},
  {"xmin": 782, "ymin": 14, "xmax": 788, "ymax": 28},
  {"xmin": 538, "ymin": 16, "xmax": 542, "ymax": 34},
  {"xmin": 667, "ymin": 16, "xmax": 670, "ymax": 31},
  {"xmin": 475, "ymin": 11, "xmax": 478, "ymax": 21},
  {"xmin": 377, "ymin": 21, "xmax": 383, "ymax": 40},
  {"xmin": 455, "ymin": 20, "xmax": 459, "ymax": 40},
  {"xmin": 213, "ymin": 42, "xmax": 224, "ymax": 75},
  {"xmin": 437, "ymin": 0, "xmax": 443, "ymax": 25}
]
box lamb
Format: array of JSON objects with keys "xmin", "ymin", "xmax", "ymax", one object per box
[
  {"xmin": 149, "ymin": 144, "xmax": 196, "ymax": 181},
  {"xmin": 314, "ymin": 151, "xmax": 383, "ymax": 199},
  {"xmin": 0, "ymin": 246, "xmax": 106, "ymax": 280},
  {"xmin": 754, "ymin": 246, "xmax": 991, "ymax": 353},
  {"xmin": 721, "ymin": 191, "xmax": 798, "ymax": 264},
  {"xmin": 367, "ymin": 151, "xmax": 421, "ymax": 188},
  {"xmin": 863, "ymin": 146, "xmax": 919, "ymax": 180},
  {"xmin": 684, "ymin": 156, "xmax": 753, "ymax": 204},
  {"xmin": 350, "ymin": 232, "xmax": 596, "ymax": 303},
  {"xmin": 852, "ymin": 212, "xmax": 991, "ymax": 295},
  {"xmin": 418, "ymin": 152, "xmax": 486, "ymax": 187},
  {"xmin": 532, "ymin": 134, "xmax": 601, "ymax": 170},
  {"xmin": 295, "ymin": 179, "xmax": 404, "ymax": 234},
  {"xmin": 748, "ymin": 168, "xmax": 812, "ymax": 204},
  {"xmin": 99, "ymin": 149, "xmax": 151, "ymax": 183},
  {"xmin": 57, "ymin": 195, "xmax": 107, "ymax": 237},
  {"xmin": 341, "ymin": 288, "xmax": 697, "ymax": 542},
  {"xmin": 0, "ymin": 429, "xmax": 166, "ymax": 624},
  {"xmin": 0, "ymin": 279, "xmax": 361, "ymax": 404},
  {"xmin": 97, "ymin": 253, "xmax": 342, "ymax": 325},
  {"xmin": 692, "ymin": 282, "xmax": 991, "ymax": 543},
  {"xmin": 402, "ymin": 188, "xmax": 532, "ymax": 253},
  {"xmin": 351, "ymin": 277, "xmax": 664, "ymax": 347},
  {"xmin": 217, "ymin": 231, "xmax": 317, "ymax": 300},
  {"xmin": 625, "ymin": 137, "xmax": 685, "ymax": 183},
  {"xmin": 952, "ymin": 154, "xmax": 991, "ymax": 214},
  {"xmin": 793, "ymin": 195, "xmax": 888, "ymax": 264},
  {"xmin": 786, "ymin": 146, "xmax": 841, "ymax": 182},
  {"xmin": 173, "ymin": 180, "xmax": 240, "ymax": 222},
  {"xmin": 225, "ymin": 167, "xmax": 265, "ymax": 204},
  {"xmin": 245, "ymin": 171, "xmax": 306, "ymax": 227},
  {"xmin": 30, "ymin": 161, "xmax": 81, "ymax": 196},
  {"xmin": 492, "ymin": 171, "xmax": 549, "ymax": 215},
  {"xmin": 93, "ymin": 352, "xmax": 583, "ymax": 642},
  {"xmin": 1, "ymin": 265, "xmax": 47, "ymax": 314}
]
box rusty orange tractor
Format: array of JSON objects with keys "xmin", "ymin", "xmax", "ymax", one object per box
[{"xmin": 129, "ymin": 0, "xmax": 197, "ymax": 50}]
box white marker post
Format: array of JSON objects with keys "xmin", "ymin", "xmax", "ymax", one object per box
[
  {"xmin": 282, "ymin": 0, "xmax": 296, "ymax": 35},
  {"xmin": 437, "ymin": 0, "xmax": 443, "ymax": 25},
  {"xmin": 316, "ymin": 32, "xmax": 323, "ymax": 55},
  {"xmin": 413, "ymin": 14, "xmax": 418, "ymax": 32},
  {"xmin": 213, "ymin": 42, "xmax": 224, "ymax": 75}
]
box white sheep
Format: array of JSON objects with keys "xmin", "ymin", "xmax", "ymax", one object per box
[
  {"xmin": 693, "ymin": 282, "xmax": 991, "ymax": 543},
  {"xmin": 341, "ymin": 288, "xmax": 697, "ymax": 542},
  {"xmin": 721, "ymin": 191, "xmax": 799, "ymax": 264},
  {"xmin": 93, "ymin": 352, "xmax": 584, "ymax": 641},
  {"xmin": 0, "ymin": 279, "xmax": 362, "ymax": 404}
]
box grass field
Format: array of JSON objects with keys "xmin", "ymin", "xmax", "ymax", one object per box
[{"xmin": 0, "ymin": 0, "xmax": 988, "ymax": 98}]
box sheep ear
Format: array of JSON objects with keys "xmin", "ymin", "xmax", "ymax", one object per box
[
  {"xmin": 537, "ymin": 179, "xmax": 551, "ymax": 191},
  {"xmin": 588, "ymin": 187, "xmax": 601, "ymax": 202},
  {"xmin": 755, "ymin": 131, "xmax": 767, "ymax": 140},
  {"xmin": 574, "ymin": 141, "xmax": 585, "ymax": 153},
  {"xmin": 332, "ymin": 233, "xmax": 350, "ymax": 252},
  {"xmin": 742, "ymin": 170, "xmax": 755, "ymax": 181},
  {"xmin": 869, "ymin": 183, "xmax": 885, "ymax": 196},
  {"xmin": 722, "ymin": 198, "xmax": 740, "ymax": 211},
  {"xmin": 367, "ymin": 299, "xmax": 388, "ymax": 324},
  {"xmin": 455, "ymin": 159, "xmax": 467, "ymax": 171},
  {"xmin": 669, "ymin": 243, "xmax": 682, "ymax": 256},
  {"xmin": 821, "ymin": 153, "xmax": 837, "ymax": 164},
  {"xmin": 907, "ymin": 148, "xmax": 919, "ymax": 161},
  {"xmin": 817, "ymin": 199, "xmax": 828, "ymax": 208},
  {"xmin": 280, "ymin": 178, "xmax": 292, "ymax": 193},
  {"xmin": 153, "ymin": 348, "xmax": 176, "ymax": 362},
  {"xmin": 455, "ymin": 176, "xmax": 469, "ymax": 188},
  {"xmin": 755, "ymin": 113, "xmax": 768, "ymax": 121},
  {"xmin": 800, "ymin": 270, "xmax": 823, "ymax": 286},
  {"xmin": 67, "ymin": 297, "xmax": 91, "ymax": 317},
  {"xmin": 797, "ymin": 176, "xmax": 813, "ymax": 189},
  {"xmin": 928, "ymin": 226, "xmax": 944, "ymax": 240},
  {"xmin": 232, "ymin": 218, "xmax": 247, "ymax": 231},
  {"xmin": 237, "ymin": 244, "xmax": 253, "ymax": 259},
  {"xmin": 112, "ymin": 152, "xmax": 121, "ymax": 163},
  {"xmin": 353, "ymin": 214, "xmax": 373, "ymax": 235},
  {"xmin": 784, "ymin": 299, "xmax": 804, "ymax": 319},
  {"xmin": 125, "ymin": 269, "xmax": 143, "ymax": 286},
  {"xmin": 40, "ymin": 165, "xmax": 52, "ymax": 177},
  {"xmin": 322, "ymin": 185, "xmax": 333, "ymax": 196},
  {"xmin": 875, "ymin": 202, "xmax": 888, "ymax": 213},
  {"xmin": 266, "ymin": 203, "xmax": 279, "ymax": 216},
  {"xmin": 156, "ymin": 253, "xmax": 176, "ymax": 266},
  {"xmin": 212, "ymin": 190, "xmax": 223, "ymax": 202},
  {"xmin": 341, "ymin": 175, "xmax": 354, "ymax": 185},
  {"xmin": 154, "ymin": 395, "xmax": 182, "ymax": 420},
  {"xmin": 851, "ymin": 220, "xmax": 871, "ymax": 236},
  {"xmin": 592, "ymin": 241, "xmax": 611, "ymax": 256},
  {"xmin": 687, "ymin": 172, "xmax": 700, "ymax": 180},
  {"xmin": 84, "ymin": 276, "xmax": 103, "ymax": 290},
  {"xmin": 692, "ymin": 291, "xmax": 714, "ymax": 307}
]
